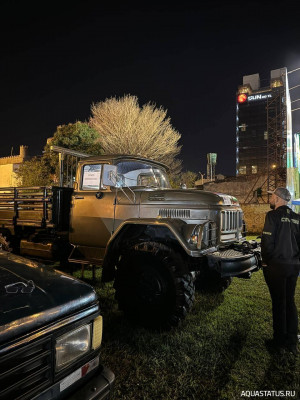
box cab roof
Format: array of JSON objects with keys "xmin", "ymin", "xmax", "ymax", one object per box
[{"xmin": 79, "ymin": 154, "xmax": 170, "ymax": 171}]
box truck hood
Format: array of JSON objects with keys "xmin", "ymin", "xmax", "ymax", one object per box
[
  {"xmin": 0, "ymin": 251, "xmax": 97, "ymax": 344},
  {"xmin": 139, "ymin": 189, "xmax": 239, "ymax": 206}
]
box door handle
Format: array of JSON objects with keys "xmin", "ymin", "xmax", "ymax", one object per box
[
  {"xmin": 74, "ymin": 195, "xmax": 84, "ymax": 199},
  {"xmin": 96, "ymin": 192, "xmax": 104, "ymax": 199}
]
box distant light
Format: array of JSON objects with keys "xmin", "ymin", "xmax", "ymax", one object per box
[
  {"xmin": 271, "ymin": 164, "xmax": 277, "ymax": 169},
  {"xmin": 237, "ymin": 94, "xmax": 247, "ymax": 103}
]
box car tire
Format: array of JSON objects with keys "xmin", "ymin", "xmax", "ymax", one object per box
[{"xmin": 114, "ymin": 241, "xmax": 195, "ymax": 330}]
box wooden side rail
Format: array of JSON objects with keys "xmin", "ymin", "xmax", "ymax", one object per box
[{"xmin": 0, "ymin": 186, "xmax": 54, "ymax": 228}]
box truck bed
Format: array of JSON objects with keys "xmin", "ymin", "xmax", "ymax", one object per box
[{"xmin": 0, "ymin": 186, "xmax": 73, "ymax": 230}]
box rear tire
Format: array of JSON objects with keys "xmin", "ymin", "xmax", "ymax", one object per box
[{"xmin": 114, "ymin": 242, "xmax": 195, "ymax": 330}]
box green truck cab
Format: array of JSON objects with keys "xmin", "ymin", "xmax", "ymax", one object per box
[{"xmin": 0, "ymin": 154, "xmax": 261, "ymax": 330}]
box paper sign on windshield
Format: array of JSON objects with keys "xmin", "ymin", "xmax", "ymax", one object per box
[{"xmin": 82, "ymin": 164, "xmax": 102, "ymax": 190}]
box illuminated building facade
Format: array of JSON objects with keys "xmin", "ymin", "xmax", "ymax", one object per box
[
  {"xmin": 292, "ymin": 132, "xmax": 300, "ymax": 199},
  {"xmin": 236, "ymin": 68, "xmax": 295, "ymax": 196}
]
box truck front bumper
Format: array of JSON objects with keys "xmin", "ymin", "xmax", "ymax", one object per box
[
  {"xmin": 67, "ymin": 365, "xmax": 115, "ymax": 400},
  {"xmin": 33, "ymin": 363, "xmax": 115, "ymax": 400},
  {"xmin": 207, "ymin": 249, "xmax": 260, "ymax": 278}
]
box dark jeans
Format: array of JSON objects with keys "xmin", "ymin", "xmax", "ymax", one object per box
[{"xmin": 263, "ymin": 264, "xmax": 299, "ymax": 346}]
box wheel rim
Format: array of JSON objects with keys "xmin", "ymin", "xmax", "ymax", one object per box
[{"xmin": 138, "ymin": 267, "xmax": 168, "ymax": 306}]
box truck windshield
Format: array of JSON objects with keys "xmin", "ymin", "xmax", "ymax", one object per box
[{"xmin": 116, "ymin": 161, "xmax": 171, "ymax": 189}]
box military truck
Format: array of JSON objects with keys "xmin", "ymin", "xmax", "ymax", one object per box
[
  {"xmin": 0, "ymin": 154, "xmax": 261, "ymax": 329},
  {"xmin": 0, "ymin": 248, "xmax": 115, "ymax": 400}
]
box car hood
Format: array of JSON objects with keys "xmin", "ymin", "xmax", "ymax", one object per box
[{"xmin": 0, "ymin": 251, "xmax": 97, "ymax": 344}]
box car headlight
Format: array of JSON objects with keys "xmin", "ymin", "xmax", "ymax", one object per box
[
  {"xmin": 55, "ymin": 324, "xmax": 91, "ymax": 371},
  {"xmin": 92, "ymin": 316, "xmax": 103, "ymax": 350}
]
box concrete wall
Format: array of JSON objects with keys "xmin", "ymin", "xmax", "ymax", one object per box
[
  {"xmin": 201, "ymin": 178, "xmax": 270, "ymax": 234},
  {"xmin": 202, "ymin": 175, "xmax": 268, "ymax": 204},
  {"xmin": 0, "ymin": 145, "xmax": 29, "ymax": 187},
  {"xmin": 240, "ymin": 204, "xmax": 269, "ymax": 234},
  {"xmin": 0, "ymin": 164, "xmax": 21, "ymax": 187}
]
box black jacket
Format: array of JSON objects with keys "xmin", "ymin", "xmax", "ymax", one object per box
[{"xmin": 261, "ymin": 205, "xmax": 300, "ymax": 265}]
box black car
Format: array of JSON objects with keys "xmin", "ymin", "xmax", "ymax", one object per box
[{"xmin": 0, "ymin": 249, "xmax": 115, "ymax": 400}]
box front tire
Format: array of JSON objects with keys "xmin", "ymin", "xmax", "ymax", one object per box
[{"xmin": 114, "ymin": 242, "xmax": 195, "ymax": 330}]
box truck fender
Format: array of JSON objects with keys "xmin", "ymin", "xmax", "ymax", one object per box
[{"xmin": 101, "ymin": 218, "xmax": 216, "ymax": 282}]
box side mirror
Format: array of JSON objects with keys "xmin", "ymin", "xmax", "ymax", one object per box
[{"xmin": 102, "ymin": 164, "xmax": 118, "ymax": 187}]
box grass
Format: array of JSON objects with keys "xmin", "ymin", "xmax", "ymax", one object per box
[{"xmin": 68, "ymin": 247, "xmax": 300, "ymax": 400}]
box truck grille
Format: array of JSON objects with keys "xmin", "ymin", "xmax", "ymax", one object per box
[
  {"xmin": 0, "ymin": 337, "xmax": 52, "ymax": 400},
  {"xmin": 158, "ymin": 209, "xmax": 191, "ymax": 219},
  {"xmin": 221, "ymin": 210, "xmax": 243, "ymax": 232}
]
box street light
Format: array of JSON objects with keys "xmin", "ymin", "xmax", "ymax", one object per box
[{"xmin": 198, "ymin": 171, "xmax": 204, "ymax": 185}]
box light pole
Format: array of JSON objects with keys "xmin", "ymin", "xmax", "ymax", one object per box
[{"xmin": 198, "ymin": 172, "xmax": 204, "ymax": 185}]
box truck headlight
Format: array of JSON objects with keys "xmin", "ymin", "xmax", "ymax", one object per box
[
  {"xmin": 189, "ymin": 224, "xmax": 201, "ymax": 247},
  {"xmin": 189, "ymin": 221, "xmax": 217, "ymax": 249},
  {"xmin": 190, "ymin": 233, "xmax": 198, "ymax": 245},
  {"xmin": 55, "ymin": 324, "xmax": 91, "ymax": 370}
]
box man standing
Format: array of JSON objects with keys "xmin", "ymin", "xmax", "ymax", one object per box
[{"xmin": 261, "ymin": 187, "xmax": 300, "ymax": 356}]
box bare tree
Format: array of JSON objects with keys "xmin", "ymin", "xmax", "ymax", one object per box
[{"xmin": 89, "ymin": 95, "xmax": 182, "ymax": 173}]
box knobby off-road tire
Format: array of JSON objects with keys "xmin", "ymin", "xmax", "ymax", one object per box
[{"xmin": 114, "ymin": 242, "xmax": 195, "ymax": 330}]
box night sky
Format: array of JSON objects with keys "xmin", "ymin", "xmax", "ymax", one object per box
[{"xmin": 1, "ymin": 1, "xmax": 300, "ymax": 176}]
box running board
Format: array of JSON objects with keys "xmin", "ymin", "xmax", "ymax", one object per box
[{"xmin": 68, "ymin": 245, "xmax": 103, "ymax": 266}]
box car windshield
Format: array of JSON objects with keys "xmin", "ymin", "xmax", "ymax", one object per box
[{"xmin": 116, "ymin": 161, "xmax": 171, "ymax": 189}]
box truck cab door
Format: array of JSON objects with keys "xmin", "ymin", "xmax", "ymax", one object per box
[{"xmin": 69, "ymin": 163, "xmax": 115, "ymax": 250}]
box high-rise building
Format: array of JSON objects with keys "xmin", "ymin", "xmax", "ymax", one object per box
[{"xmin": 236, "ymin": 68, "xmax": 293, "ymax": 194}]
